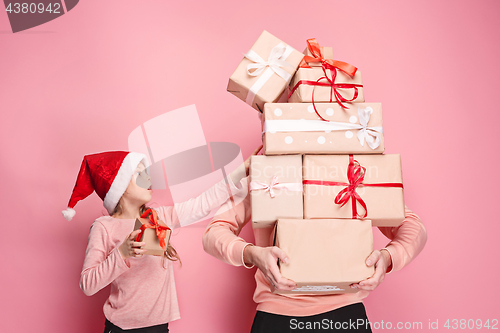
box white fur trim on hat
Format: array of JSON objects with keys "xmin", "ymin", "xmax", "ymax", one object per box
[
  {"xmin": 103, "ymin": 152, "xmax": 149, "ymax": 214},
  {"xmin": 62, "ymin": 207, "xmax": 76, "ymax": 221}
]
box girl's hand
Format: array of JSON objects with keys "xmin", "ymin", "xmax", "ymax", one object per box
[
  {"xmin": 119, "ymin": 229, "xmax": 147, "ymax": 259},
  {"xmin": 351, "ymin": 249, "xmax": 392, "ymax": 291},
  {"xmin": 244, "ymin": 145, "xmax": 263, "ymax": 176},
  {"xmin": 243, "ymin": 245, "xmax": 296, "ymax": 290}
]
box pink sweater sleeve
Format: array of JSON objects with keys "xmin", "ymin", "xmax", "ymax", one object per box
[
  {"xmin": 80, "ymin": 221, "xmax": 130, "ymax": 296},
  {"xmin": 203, "ymin": 178, "xmax": 253, "ymax": 267},
  {"xmin": 377, "ymin": 206, "xmax": 428, "ymax": 273},
  {"xmin": 169, "ymin": 177, "xmax": 244, "ymax": 229}
]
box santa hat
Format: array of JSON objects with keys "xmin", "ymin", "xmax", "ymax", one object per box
[{"xmin": 62, "ymin": 151, "xmax": 149, "ymax": 221}]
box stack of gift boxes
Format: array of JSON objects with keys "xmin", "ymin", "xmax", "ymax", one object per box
[{"xmin": 228, "ymin": 31, "xmax": 405, "ymax": 295}]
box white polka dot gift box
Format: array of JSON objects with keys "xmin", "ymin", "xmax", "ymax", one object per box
[
  {"xmin": 227, "ymin": 31, "xmax": 304, "ymax": 113},
  {"xmin": 262, "ymin": 103, "xmax": 384, "ymax": 155},
  {"xmin": 249, "ymin": 155, "xmax": 304, "ymax": 228}
]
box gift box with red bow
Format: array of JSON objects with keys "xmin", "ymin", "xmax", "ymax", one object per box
[
  {"xmin": 227, "ymin": 30, "xmax": 304, "ymax": 112},
  {"xmin": 273, "ymin": 218, "xmax": 374, "ymax": 295},
  {"xmin": 249, "ymin": 155, "xmax": 303, "ymax": 228},
  {"xmin": 303, "ymin": 154, "xmax": 405, "ymax": 227},
  {"xmin": 133, "ymin": 209, "xmax": 172, "ymax": 256},
  {"xmin": 262, "ymin": 103, "xmax": 385, "ymax": 155},
  {"xmin": 288, "ymin": 38, "xmax": 364, "ymax": 106}
]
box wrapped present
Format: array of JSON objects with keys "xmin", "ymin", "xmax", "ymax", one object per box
[
  {"xmin": 303, "ymin": 154, "xmax": 405, "ymax": 227},
  {"xmin": 288, "ymin": 66, "xmax": 364, "ymax": 105},
  {"xmin": 274, "ymin": 218, "xmax": 374, "ymax": 295},
  {"xmin": 134, "ymin": 209, "xmax": 172, "ymax": 256},
  {"xmin": 262, "ymin": 103, "xmax": 384, "ymax": 155},
  {"xmin": 249, "ymin": 155, "xmax": 303, "ymax": 228},
  {"xmin": 289, "ymin": 38, "xmax": 363, "ymax": 106},
  {"xmin": 227, "ymin": 30, "xmax": 304, "ymax": 112}
]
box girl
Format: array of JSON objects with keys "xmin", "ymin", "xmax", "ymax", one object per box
[{"xmin": 63, "ymin": 149, "xmax": 256, "ymax": 332}]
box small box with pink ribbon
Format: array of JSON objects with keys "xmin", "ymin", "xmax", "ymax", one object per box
[{"xmin": 249, "ymin": 155, "xmax": 303, "ymax": 228}]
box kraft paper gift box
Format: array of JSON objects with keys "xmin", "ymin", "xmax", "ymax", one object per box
[
  {"xmin": 227, "ymin": 30, "xmax": 304, "ymax": 112},
  {"xmin": 249, "ymin": 155, "xmax": 303, "ymax": 228},
  {"xmin": 288, "ymin": 67, "xmax": 364, "ymax": 104},
  {"xmin": 134, "ymin": 218, "xmax": 172, "ymax": 256},
  {"xmin": 303, "ymin": 154, "xmax": 405, "ymax": 227},
  {"xmin": 262, "ymin": 103, "xmax": 384, "ymax": 155},
  {"xmin": 273, "ymin": 218, "xmax": 374, "ymax": 295}
]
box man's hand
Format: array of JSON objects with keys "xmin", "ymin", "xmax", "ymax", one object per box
[
  {"xmin": 351, "ymin": 249, "xmax": 392, "ymax": 291},
  {"xmin": 244, "ymin": 245, "xmax": 296, "ymax": 290}
]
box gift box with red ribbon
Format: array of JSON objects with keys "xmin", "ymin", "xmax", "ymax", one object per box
[
  {"xmin": 134, "ymin": 209, "xmax": 172, "ymax": 256},
  {"xmin": 288, "ymin": 38, "xmax": 364, "ymax": 106},
  {"xmin": 273, "ymin": 218, "xmax": 374, "ymax": 295},
  {"xmin": 227, "ymin": 30, "xmax": 304, "ymax": 112},
  {"xmin": 262, "ymin": 103, "xmax": 385, "ymax": 155},
  {"xmin": 303, "ymin": 154, "xmax": 405, "ymax": 227},
  {"xmin": 249, "ymin": 155, "xmax": 303, "ymax": 228}
]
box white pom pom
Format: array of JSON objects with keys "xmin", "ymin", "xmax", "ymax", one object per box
[{"xmin": 62, "ymin": 207, "xmax": 76, "ymax": 221}]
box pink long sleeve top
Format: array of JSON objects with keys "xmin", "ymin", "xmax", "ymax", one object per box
[
  {"xmin": 80, "ymin": 177, "xmax": 244, "ymax": 330},
  {"xmin": 203, "ymin": 177, "xmax": 427, "ymax": 317}
]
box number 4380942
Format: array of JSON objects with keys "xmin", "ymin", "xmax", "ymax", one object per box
[
  {"xmin": 5, "ymin": 3, "xmax": 61, "ymax": 14},
  {"xmin": 444, "ymin": 319, "xmax": 498, "ymax": 329}
]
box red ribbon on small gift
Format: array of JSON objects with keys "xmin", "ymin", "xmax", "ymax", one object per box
[
  {"xmin": 299, "ymin": 38, "xmax": 357, "ymax": 76},
  {"xmin": 303, "ymin": 155, "xmax": 403, "ymax": 219},
  {"xmin": 290, "ymin": 38, "xmax": 363, "ymax": 111},
  {"xmin": 136, "ymin": 208, "xmax": 170, "ymax": 250}
]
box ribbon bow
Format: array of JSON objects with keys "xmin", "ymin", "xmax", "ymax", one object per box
[
  {"xmin": 244, "ymin": 43, "xmax": 294, "ymax": 82},
  {"xmin": 303, "ymin": 156, "xmax": 403, "ymax": 219},
  {"xmin": 136, "ymin": 208, "xmax": 170, "ymax": 250},
  {"xmin": 250, "ymin": 176, "xmax": 303, "ymax": 198},
  {"xmin": 289, "ymin": 38, "xmax": 362, "ymax": 109},
  {"xmin": 334, "ymin": 157, "xmax": 368, "ymax": 218},
  {"xmin": 357, "ymin": 107, "xmax": 383, "ymax": 149},
  {"xmin": 299, "ymin": 38, "xmax": 358, "ymax": 77}
]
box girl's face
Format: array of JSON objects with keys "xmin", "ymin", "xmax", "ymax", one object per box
[{"xmin": 122, "ymin": 163, "xmax": 153, "ymax": 206}]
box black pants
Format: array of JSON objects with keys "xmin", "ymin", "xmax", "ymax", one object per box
[
  {"xmin": 251, "ymin": 303, "xmax": 372, "ymax": 333},
  {"xmin": 104, "ymin": 319, "xmax": 169, "ymax": 333}
]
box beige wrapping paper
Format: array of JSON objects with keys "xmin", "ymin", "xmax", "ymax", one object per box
[
  {"xmin": 288, "ymin": 67, "xmax": 364, "ymax": 104},
  {"xmin": 262, "ymin": 103, "xmax": 384, "ymax": 155},
  {"xmin": 250, "ymin": 155, "xmax": 303, "ymax": 228},
  {"xmin": 303, "ymin": 154, "xmax": 405, "ymax": 227},
  {"xmin": 303, "ymin": 46, "xmax": 334, "ymax": 67},
  {"xmin": 274, "ymin": 218, "xmax": 374, "ymax": 295},
  {"xmin": 227, "ymin": 30, "xmax": 304, "ymax": 112},
  {"xmin": 133, "ymin": 218, "xmax": 172, "ymax": 256}
]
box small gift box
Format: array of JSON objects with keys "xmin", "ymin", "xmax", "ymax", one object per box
[
  {"xmin": 274, "ymin": 218, "xmax": 374, "ymax": 295},
  {"xmin": 289, "ymin": 38, "xmax": 363, "ymax": 106},
  {"xmin": 262, "ymin": 103, "xmax": 384, "ymax": 155},
  {"xmin": 227, "ymin": 30, "xmax": 304, "ymax": 112},
  {"xmin": 134, "ymin": 209, "xmax": 172, "ymax": 256},
  {"xmin": 288, "ymin": 67, "xmax": 364, "ymax": 105},
  {"xmin": 249, "ymin": 155, "xmax": 303, "ymax": 228},
  {"xmin": 303, "ymin": 154, "xmax": 405, "ymax": 227}
]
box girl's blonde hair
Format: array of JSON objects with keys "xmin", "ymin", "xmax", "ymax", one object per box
[{"xmin": 112, "ymin": 203, "xmax": 181, "ymax": 265}]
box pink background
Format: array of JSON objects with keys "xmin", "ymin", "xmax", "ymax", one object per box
[{"xmin": 1, "ymin": 0, "xmax": 499, "ymax": 332}]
